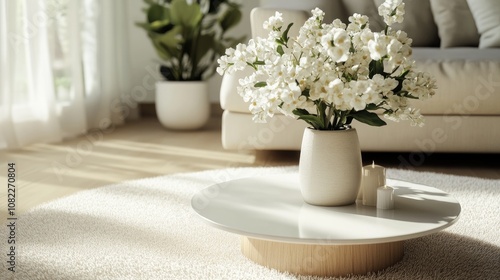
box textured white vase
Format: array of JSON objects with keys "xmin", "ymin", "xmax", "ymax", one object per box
[
  {"xmin": 299, "ymin": 127, "xmax": 362, "ymax": 206},
  {"xmin": 155, "ymin": 81, "xmax": 210, "ymax": 130}
]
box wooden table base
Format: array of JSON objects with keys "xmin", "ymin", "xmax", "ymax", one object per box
[{"xmin": 241, "ymin": 237, "xmax": 404, "ymax": 277}]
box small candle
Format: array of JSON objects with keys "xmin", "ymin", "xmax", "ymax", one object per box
[
  {"xmin": 362, "ymin": 161, "xmax": 386, "ymax": 206},
  {"xmin": 377, "ymin": 185, "xmax": 394, "ymax": 210}
]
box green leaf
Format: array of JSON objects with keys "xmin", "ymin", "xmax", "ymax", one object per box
[
  {"xmin": 191, "ymin": 33, "xmax": 218, "ymax": 79},
  {"xmin": 150, "ymin": 20, "xmax": 173, "ymax": 33},
  {"xmin": 277, "ymin": 45, "xmax": 284, "ymax": 56},
  {"xmin": 153, "ymin": 25, "xmax": 183, "ymax": 49},
  {"xmin": 135, "ymin": 21, "xmax": 152, "ymax": 32},
  {"xmin": 160, "ymin": 65, "xmax": 176, "ymax": 80},
  {"xmin": 293, "ymin": 109, "xmax": 324, "ymax": 129},
  {"xmin": 254, "ymin": 82, "xmax": 267, "ymax": 88},
  {"xmin": 220, "ymin": 6, "xmax": 242, "ymax": 31},
  {"xmin": 281, "ymin": 23, "xmax": 294, "ymax": 44},
  {"xmin": 296, "ymin": 115, "xmax": 324, "ymax": 129},
  {"xmin": 349, "ymin": 111, "xmax": 387, "ymax": 127},
  {"xmin": 390, "ymin": 7, "xmax": 398, "ymax": 17},
  {"xmin": 246, "ymin": 62, "xmax": 257, "ymax": 70},
  {"xmin": 293, "ymin": 108, "xmax": 310, "ymax": 115},
  {"xmin": 194, "ymin": 34, "xmax": 215, "ymax": 65},
  {"xmin": 301, "ymin": 88, "xmax": 310, "ymax": 97},
  {"xmin": 253, "ymin": 60, "xmax": 265, "ymax": 66},
  {"xmin": 169, "ymin": 0, "xmax": 202, "ymax": 29},
  {"xmin": 150, "ymin": 25, "xmax": 183, "ymax": 60},
  {"xmin": 193, "ymin": 65, "xmax": 209, "ymax": 80},
  {"xmin": 316, "ymin": 101, "xmax": 327, "ymax": 128},
  {"xmin": 400, "ymin": 69, "xmax": 410, "ymax": 78},
  {"xmin": 152, "ymin": 40, "xmax": 173, "ymax": 61},
  {"xmin": 369, "ymin": 59, "xmax": 384, "ymax": 78},
  {"xmin": 398, "ymin": 91, "xmax": 419, "ymax": 99},
  {"xmin": 147, "ymin": 4, "xmax": 169, "ymax": 23}
]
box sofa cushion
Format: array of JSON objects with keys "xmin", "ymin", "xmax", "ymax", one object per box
[
  {"xmin": 466, "ymin": 0, "xmax": 500, "ymax": 48},
  {"xmin": 429, "ymin": 0, "xmax": 479, "ymax": 48},
  {"xmin": 411, "ymin": 48, "xmax": 500, "ymax": 115},
  {"xmin": 373, "ymin": 0, "xmax": 440, "ymax": 47}
]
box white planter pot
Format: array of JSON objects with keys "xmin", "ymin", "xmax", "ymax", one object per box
[
  {"xmin": 298, "ymin": 127, "xmax": 362, "ymax": 206},
  {"xmin": 155, "ymin": 81, "xmax": 210, "ymax": 130}
]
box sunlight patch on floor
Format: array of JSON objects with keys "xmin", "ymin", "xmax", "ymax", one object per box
[{"xmin": 97, "ymin": 140, "xmax": 257, "ymax": 164}]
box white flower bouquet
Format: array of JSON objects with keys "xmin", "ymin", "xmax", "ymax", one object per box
[{"xmin": 217, "ymin": 0, "xmax": 437, "ymax": 130}]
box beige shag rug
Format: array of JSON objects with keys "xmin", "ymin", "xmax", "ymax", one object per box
[{"xmin": 1, "ymin": 166, "xmax": 499, "ymax": 280}]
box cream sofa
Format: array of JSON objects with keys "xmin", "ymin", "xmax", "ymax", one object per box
[{"xmin": 220, "ymin": 0, "xmax": 500, "ymax": 153}]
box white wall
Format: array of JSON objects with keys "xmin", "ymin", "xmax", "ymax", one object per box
[{"xmin": 126, "ymin": 0, "xmax": 259, "ymax": 104}]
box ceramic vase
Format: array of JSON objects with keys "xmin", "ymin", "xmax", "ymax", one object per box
[
  {"xmin": 298, "ymin": 127, "xmax": 362, "ymax": 206},
  {"xmin": 155, "ymin": 81, "xmax": 210, "ymax": 130}
]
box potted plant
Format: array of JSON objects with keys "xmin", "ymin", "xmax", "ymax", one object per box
[
  {"xmin": 217, "ymin": 0, "xmax": 437, "ymax": 205},
  {"xmin": 137, "ymin": 0, "xmax": 244, "ymax": 130}
]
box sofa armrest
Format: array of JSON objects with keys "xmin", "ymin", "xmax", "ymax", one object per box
[{"xmin": 220, "ymin": 68, "xmax": 253, "ymax": 112}]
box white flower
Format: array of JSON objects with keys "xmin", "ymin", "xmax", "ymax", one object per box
[
  {"xmin": 263, "ymin": 12, "xmax": 283, "ymax": 31},
  {"xmin": 350, "ymin": 94, "xmax": 367, "ymax": 111},
  {"xmin": 368, "ymin": 33, "xmax": 390, "ymax": 60},
  {"xmin": 387, "ymin": 38, "xmax": 402, "ymax": 55},
  {"xmin": 385, "ymin": 107, "xmax": 424, "ymax": 127},
  {"xmin": 311, "ymin": 7, "xmax": 324, "ymax": 19},
  {"xmin": 217, "ymin": 4, "xmax": 437, "ymax": 130},
  {"xmin": 333, "ymin": 29, "xmax": 349, "ymax": 47},
  {"xmin": 395, "ymin": 30, "xmax": 411, "ymax": 45},
  {"xmin": 332, "ymin": 19, "xmax": 347, "ymax": 29},
  {"xmin": 359, "ymin": 29, "xmax": 375, "ymax": 45},
  {"xmin": 349, "ymin": 13, "xmax": 369, "ymax": 27},
  {"xmin": 378, "ymin": 0, "xmax": 405, "ymax": 26},
  {"xmin": 403, "ymin": 72, "xmax": 437, "ymax": 100},
  {"xmin": 347, "ymin": 13, "xmax": 369, "ymax": 33}
]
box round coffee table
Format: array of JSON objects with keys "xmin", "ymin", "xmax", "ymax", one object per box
[{"xmin": 191, "ymin": 173, "xmax": 461, "ymax": 277}]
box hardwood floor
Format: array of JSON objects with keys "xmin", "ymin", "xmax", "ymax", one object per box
[{"xmin": 1, "ymin": 112, "xmax": 499, "ymax": 222}]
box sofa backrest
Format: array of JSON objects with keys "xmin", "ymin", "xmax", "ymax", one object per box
[{"xmin": 259, "ymin": 0, "xmax": 441, "ymax": 47}]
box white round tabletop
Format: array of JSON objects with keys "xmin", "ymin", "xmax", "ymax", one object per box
[{"xmin": 191, "ymin": 173, "xmax": 461, "ymax": 245}]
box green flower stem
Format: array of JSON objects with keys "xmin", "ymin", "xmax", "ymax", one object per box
[
  {"xmin": 325, "ymin": 105, "xmax": 334, "ymax": 130},
  {"xmin": 190, "ymin": 22, "xmax": 203, "ymax": 79},
  {"xmin": 332, "ymin": 111, "xmax": 339, "ymax": 130},
  {"xmin": 177, "ymin": 53, "xmax": 184, "ymax": 80},
  {"xmin": 171, "ymin": 60, "xmax": 181, "ymax": 81}
]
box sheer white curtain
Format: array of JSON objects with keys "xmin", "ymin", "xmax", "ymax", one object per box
[{"xmin": 0, "ymin": 0, "xmax": 131, "ymax": 150}]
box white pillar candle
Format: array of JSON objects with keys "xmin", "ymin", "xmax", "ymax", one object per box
[
  {"xmin": 362, "ymin": 162, "xmax": 386, "ymax": 206},
  {"xmin": 377, "ymin": 185, "xmax": 394, "ymax": 210}
]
